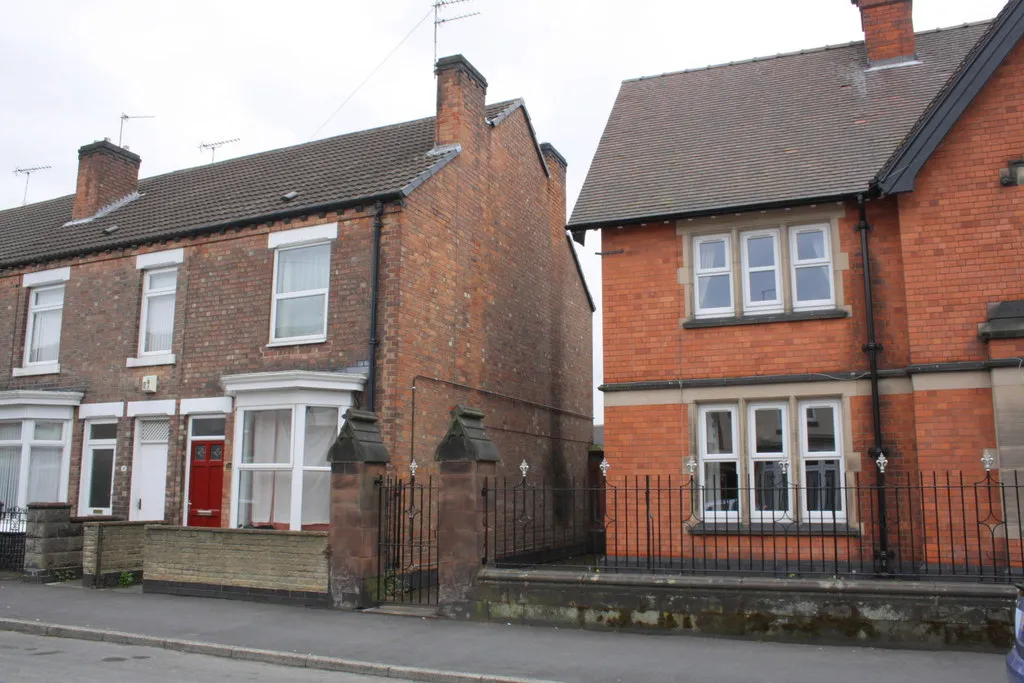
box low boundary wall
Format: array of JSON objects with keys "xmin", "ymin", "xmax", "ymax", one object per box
[
  {"xmin": 143, "ymin": 526, "xmax": 330, "ymax": 607},
  {"xmin": 469, "ymin": 568, "xmax": 1016, "ymax": 652},
  {"xmin": 83, "ymin": 521, "xmax": 149, "ymax": 588}
]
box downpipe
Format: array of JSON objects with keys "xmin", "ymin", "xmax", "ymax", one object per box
[{"xmin": 365, "ymin": 201, "xmax": 384, "ymax": 412}]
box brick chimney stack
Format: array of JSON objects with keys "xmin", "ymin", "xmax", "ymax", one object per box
[
  {"xmin": 434, "ymin": 54, "xmax": 488, "ymax": 149},
  {"xmin": 72, "ymin": 139, "xmax": 141, "ymax": 221},
  {"xmin": 852, "ymin": 0, "xmax": 916, "ymax": 65}
]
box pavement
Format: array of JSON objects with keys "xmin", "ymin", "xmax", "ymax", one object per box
[
  {"xmin": 0, "ymin": 580, "xmax": 1008, "ymax": 683},
  {"xmin": 0, "ymin": 630, "xmax": 411, "ymax": 683}
]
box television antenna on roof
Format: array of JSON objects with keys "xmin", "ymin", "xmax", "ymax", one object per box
[
  {"xmin": 433, "ymin": 0, "xmax": 480, "ymax": 64},
  {"xmin": 13, "ymin": 165, "xmax": 51, "ymax": 206},
  {"xmin": 119, "ymin": 113, "xmax": 155, "ymax": 147},
  {"xmin": 198, "ymin": 138, "xmax": 240, "ymax": 163}
]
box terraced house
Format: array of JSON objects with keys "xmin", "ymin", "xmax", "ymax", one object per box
[
  {"xmin": 0, "ymin": 55, "xmax": 593, "ymax": 533},
  {"xmin": 570, "ymin": 0, "xmax": 1024, "ymax": 573}
]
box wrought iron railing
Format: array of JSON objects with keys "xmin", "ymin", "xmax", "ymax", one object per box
[
  {"xmin": 0, "ymin": 503, "xmax": 27, "ymax": 571},
  {"xmin": 483, "ymin": 465, "xmax": 1024, "ymax": 583},
  {"xmin": 375, "ymin": 468, "xmax": 439, "ymax": 605}
]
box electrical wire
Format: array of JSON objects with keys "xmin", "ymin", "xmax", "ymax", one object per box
[{"xmin": 308, "ymin": 7, "xmax": 434, "ymax": 141}]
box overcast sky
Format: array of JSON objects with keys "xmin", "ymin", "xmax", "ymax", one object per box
[{"xmin": 0, "ymin": 0, "xmax": 1009, "ymax": 421}]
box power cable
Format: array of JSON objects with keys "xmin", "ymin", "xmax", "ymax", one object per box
[{"xmin": 308, "ymin": 7, "xmax": 434, "ymax": 141}]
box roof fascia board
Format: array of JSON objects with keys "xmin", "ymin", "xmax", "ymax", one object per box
[
  {"xmin": 567, "ymin": 193, "xmax": 854, "ymax": 231},
  {"xmin": 877, "ymin": 0, "xmax": 1024, "ymax": 194}
]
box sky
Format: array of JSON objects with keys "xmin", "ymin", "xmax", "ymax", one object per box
[{"xmin": 0, "ymin": 0, "xmax": 1010, "ymax": 422}]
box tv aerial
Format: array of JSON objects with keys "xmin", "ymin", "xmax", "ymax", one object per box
[
  {"xmin": 198, "ymin": 138, "xmax": 240, "ymax": 163},
  {"xmin": 13, "ymin": 165, "xmax": 51, "ymax": 206},
  {"xmin": 433, "ymin": 0, "xmax": 480, "ymax": 64},
  {"xmin": 119, "ymin": 113, "xmax": 155, "ymax": 147}
]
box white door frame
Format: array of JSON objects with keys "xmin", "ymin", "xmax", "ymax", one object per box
[{"xmin": 129, "ymin": 418, "xmax": 170, "ymax": 522}]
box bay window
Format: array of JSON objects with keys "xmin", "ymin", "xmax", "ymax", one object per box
[
  {"xmin": 235, "ymin": 405, "xmax": 338, "ymax": 530},
  {"xmin": 0, "ymin": 419, "xmax": 70, "ymax": 511}
]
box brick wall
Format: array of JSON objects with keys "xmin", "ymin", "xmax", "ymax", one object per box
[
  {"xmin": 82, "ymin": 520, "xmax": 147, "ymax": 587},
  {"xmin": 144, "ymin": 525, "xmax": 328, "ymax": 595}
]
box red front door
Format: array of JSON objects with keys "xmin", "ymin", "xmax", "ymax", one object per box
[{"xmin": 187, "ymin": 441, "xmax": 224, "ymax": 527}]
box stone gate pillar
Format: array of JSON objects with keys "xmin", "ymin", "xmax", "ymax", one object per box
[
  {"xmin": 327, "ymin": 409, "xmax": 390, "ymax": 609},
  {"xmin": 435, "ymin": 405, "xmax": 500, "ymax": 617}
]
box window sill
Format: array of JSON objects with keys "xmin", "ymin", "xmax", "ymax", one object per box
[
  {"xmin": 683, "ymin": 308, "xmax": 848, "ymax": 329},
  {"xmin": 12, "ymin": 364, "xmax": 60, "ymax": 377},
  {"xmin": 266, "ymin": 337, "xmax": 327, "ymax": 348},
  {"xmin": 126, "ymin": 354, "xmax": 176, "ymax": 368},
  {"xmin": 690, "ymin": 521, "xmax": 859, "ymax": 536}
]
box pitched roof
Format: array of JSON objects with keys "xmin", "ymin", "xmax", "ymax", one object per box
[
  {"xmin": 568, "ymin": 22, "xmax": 990, "ymax": 229},
  {"xmin": 0, "ymin": 101, "xmax": 516, "ymax": 269},
  {"xmin": 876, "ymin": 0, "xmax": 1024, "ymax": 194}
]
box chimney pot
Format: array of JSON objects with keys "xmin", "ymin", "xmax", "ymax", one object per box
[
  {"xmin": 71, "ymin": 140, "xmax": 141, "ymax": 221},
  {"xmin": 852, "ymin": 0, "xmax": 916, "ymax": 65}
]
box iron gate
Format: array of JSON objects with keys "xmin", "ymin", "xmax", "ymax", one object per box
[
  {"xmin": 375, "ymin": 472, "xmax": 439, "ymax": 605},
  {"xmin": 0, "ymin": 504, "xmax": 27, "ymax": 571}
]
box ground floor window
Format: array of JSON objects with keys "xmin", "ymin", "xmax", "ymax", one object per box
[
  {"xmin": 696, "ymin": 399, "xmax": 845, "ymax": 522},
  {"xmin": 0, "ymin": 418, "xmax": 70, "ymax": 510},
  {"xmin": 234, "ymin": 405, "xmax": 338, "ymax": 531}
]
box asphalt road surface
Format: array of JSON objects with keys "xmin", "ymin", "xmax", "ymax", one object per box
[{"xmin": 0, "ymin": 631, "xmax": 413, "ymax": 683}]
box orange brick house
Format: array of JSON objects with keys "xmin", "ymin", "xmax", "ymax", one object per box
[
  {"xmin": 0, "ymin": 55, "xmax": 593, "ymax": 532},
  {"xmin": 569, "ymin": 0, "xmax": 1024, "ymax": 572}
]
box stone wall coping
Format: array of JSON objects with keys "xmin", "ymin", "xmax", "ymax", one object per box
[
  {"xmin": 84, "ymin": 520, "xmax": 155, "ymax": 528},
  {"xmin": 27, "ymin": 503, "xmax": 72, "ymax": 510},
  {"xmin": 72, "ymin": 515, "xmax": 125, "ymax": 523},
  {"xmin": 476, "ymin": 567, "xmax": 1018, "ymax": 599},
  {"xmin": 145, "ymin": 524, "xmax": 328, "ymax": 538}
]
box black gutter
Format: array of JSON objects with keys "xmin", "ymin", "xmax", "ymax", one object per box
[
  {"xmin": 567, "ymin": 192, "xmax": 854, "ymax": 234},
  {"xmin": 365, "ymin": 201, "xmax": 385, "ymax": 412},
  {"xmin": 857, "ymin": 193, "xmax": 890, "ymax": 575},
  {"xmin": 0, "ymin": 191, "xmax": 405, "ymax": 273}
]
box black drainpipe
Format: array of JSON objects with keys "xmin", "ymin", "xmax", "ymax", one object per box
[
  {"xmin": 856, "ymin": 193, "xmax": 890, "ymax": 574},
  {"xmin": 365, "ymin": 201, "xmax": 384, "ymax": 412}
]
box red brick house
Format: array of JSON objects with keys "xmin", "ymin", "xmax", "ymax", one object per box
[
  {"xmin": 569, "ymin": 0, "xmax": 1023, "ymax": 570},
  {"xmin": 0, "ymin": 55, "xmax": 593, "ymax": 531}
]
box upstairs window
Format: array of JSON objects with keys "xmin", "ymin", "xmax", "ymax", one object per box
[
  {"xmin": 790, "ymin": 226, "xmax": 835, "ymax": 310},
  {"xmin": 694, "ymin": 235, "xmax": 733, "ymax": 318},
  {"xmin": 26, "ymin": 285, "xmax": 64, "ymax": 366},
  {"xmin": 690, "ymin": 223, "xmax": 835, "ymax": 319},
  {"xmin": 139, "ymin": 267, "xmax": 178, "ymax": 355},
  {"xmin": 271, "ymin": 243, "xmax": 331, "ymax": 344}
]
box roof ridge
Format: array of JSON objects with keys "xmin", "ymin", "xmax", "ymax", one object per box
[{"xmin": 623, "ymin": 20, "xmax": 993, "ymax": 84}]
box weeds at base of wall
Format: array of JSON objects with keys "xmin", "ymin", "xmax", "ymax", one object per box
[{"xmin": 118, "ymin": 571, "xmax": 136, "ymax": 588}]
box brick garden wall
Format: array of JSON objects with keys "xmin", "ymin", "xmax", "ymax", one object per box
[
  {"xmin": 143, "ymin": 526, "xmax": 329, "ymax": 604},
  {"xmin": 82, "ymin": 520, "xmax": 147, "ymax": 587}
]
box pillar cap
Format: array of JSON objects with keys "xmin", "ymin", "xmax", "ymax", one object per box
[
  {"xmin": 435, "ymin": 404, "xmax": 500, "ymax": 463},
  {"xmin": 328, "ymin": 409, "xmax": 391, "ymax": 464}
]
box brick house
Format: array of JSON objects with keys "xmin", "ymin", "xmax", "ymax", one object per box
[
  {"xmin": 0, "ymin": 55, "xmax": 593, "ymax": 531},
  {"xmin": 569, "ymin": 0, "xmax": 1023, "ymax": 567}
]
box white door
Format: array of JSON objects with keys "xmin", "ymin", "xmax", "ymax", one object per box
[{"xmin": 129, "ymin": 419, "xmax": 169, "ymax": 521}]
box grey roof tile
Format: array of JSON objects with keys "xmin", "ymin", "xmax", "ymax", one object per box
[
  {"xmin": 0, "ymin": 101, "xmax": 517, "ymax": 268},
  {"xmin": 568, "ymin": 23, "xmax": 990, "ymax": 228}
]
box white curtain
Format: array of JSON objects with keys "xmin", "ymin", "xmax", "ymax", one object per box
[
  {"xmin": 30, "ymin": 308, "xmax": 63, "ymax": 363},
  {"xmin": 144, "ymin": 293, "xmax": 175, "ymax": 353},
  {"xmin": 274, "ymin": 295, "xmax": 325, "ymax": 339},
  {"xmin": 240, "ymin": 470, "xmax": 292, "ymax": 527},
  {"xmin": 301, "ymin": 470, "xmax": 330, "ymax": 528},
  {"xmin": 276, "ymin": 245, "xmax": 329, "ymax": 293},
  {"xmin": 242, "ymin": 410, "xmax": 291, "ymax": 464},
  {"xmin": 27, "ymin": 447, "xmax": 61, "ymax": 504},
  {"xmin": 699, "ymin": 240, "xmax": 724, "ymax": 269},
  {"xmin": 303, "ymin": 407, "xmax": 337, "ymax": 467},
  {"xmin": 0, "ymin": 446, "xmax": 20, "ymax": 509},
  {"xmin": 797, "ymin": 230, "xmax": 826, "ymax": 260}
]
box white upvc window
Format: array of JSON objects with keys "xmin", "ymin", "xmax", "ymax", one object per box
[
  {"xmin": 693, "ymin": 234, "xmax": 734, "ymax": 318},
  {"xmin": 24, "ymin": 285, "xmax": 64, "ymax": 368},
  {"xmin": 138, "ymin": 267, "xmax": 178, "ymax": 356},
  {"xmin": 697, "ymin": 404, "xmax": 740, "ymax": 521},
  {"xmin": 269, "ymin": 243, "xmax": 331, "ymax": 345},
  {"xmin": 0, "ymin": 419, "xmax": 71, "ymax": 514},
  {"xmin": 233, "ymin": 404, "xmax": 338, "ymax": 530},
  {"xmin": 740, "ymin": 230, "xmax": 783, "ymax": 314},
  {"xmin": 747, "ymin": 403, "xmax": 791, "ymax": 522},
  {"xmin": 80, "ymin": 421, "xmax": 119, "ymax": 516},
  {"xmin": 790, "ymin": 225, "xmax": 835, "ymax": 311},
  {"xmin": 797, "ymin": 400, "xmax": 845, "ymax": 521}
]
